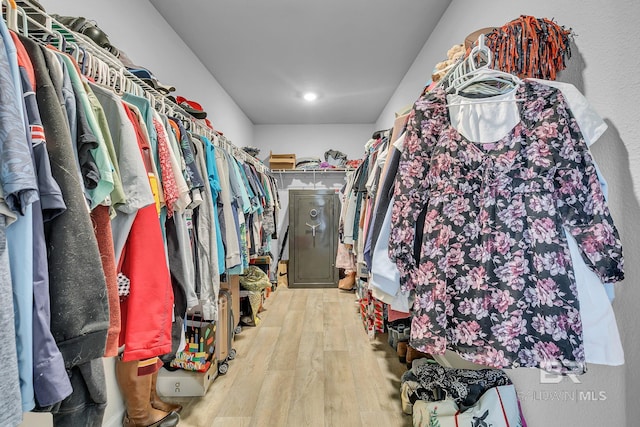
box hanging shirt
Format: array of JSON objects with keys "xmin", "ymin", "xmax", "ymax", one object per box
[
  {"xmin": 161, "ymin": 114, "xmax": 191, "ymax": 213},
  {"xmin": 201, "ymin": 136, "xmax": 226, "ymax": 274},
  {"xmin": 216, "ymin": 147, "xmax": 241, "ymax": 269},
  {"xmin": 118, "ymin": 103, "xmax": 173, "ymax": 362},
  {"xmin": 22, "ymin": 35, "xmax": 110, "ymax": 376},
  {"xmin": 123, "ymin": 93, "xmax": 161, "ymax": 187},
  {"xmin": 153, "ymin": 117, "xmax": 179, "ymax": 218},
  {"xmin": 124, "ymin": 103, "xmax": 163, "ymax": 215},
  {"xmin": 190, "ymin": 136, "xmax": 220, "ymax": 320},
  {"xmin": 91, "ymin": 84, "xmax": 155, "ymax": 265},
  {"xmin": 56, "ymin": 51, "xmax": 115, "ymax": 209},
  {"xmin": 0, "ymin": 23, "xmax": 36, "ymax": 418},
  {"xmin": 85, "ymin": 81, "xmax": 126, "ymax": 211},
  {"xmin": 446, "ymin": 80, "xmax": 624, "ymax": 366},
  {"xmin": 14, "ymin": 33, "xmax": 72, "ymax": 407},
  {"xmin": 390, "ymin": 81, "xmax": 624, "ymax": 374}
]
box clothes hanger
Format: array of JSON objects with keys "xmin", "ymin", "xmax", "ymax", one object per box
[
  {"xmin": 15, "ymin": 4, "xmax": 65, "ymax": 50},
  {"xmin": 107, "ymin": 67, "xmax": 122, "ymax": 95},
  {"xmin": 15, "ymin": 1, "xmax": 268, "ymax": 172},
  {"xmin": 440, "ymin": 35, "xmax": 524, "ymax": 107},
  {"xmin": 2, "ymin": 0, "xmax": 18, "ymax": 31},
  {"xmin": 452, "ymin": 68, "xmax": 521, "ymax": 95},
  {"xmin": 447, "ymin": 35, "xmax": 523, "ymax": 95}
]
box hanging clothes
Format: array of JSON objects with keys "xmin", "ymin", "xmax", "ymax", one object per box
[
  {"xmin": 201, "ymin": 135, "xmax": 226, "ymax": 275},
  {"xmin": 57, "ymin": 51, "xmax": 115, "ymax": 209},
  {"xmin": 190, "ymin": 134, "xmax": 220, "ymax": 320},
  {"xmin": 23, "ymin": 36, "xmax": 110, "ymax": 366},
  {"xmin": 390, "ymin": 81, "xmax": 624, "ymax": 374},
  {"xmin": 118, "ymin": 103, "xmax": 173, "ymax": 362},
  {"xmin": 215, "ymin": 146, "xmax": 242, "ymax": 269},
  {"xmin": 91, "ymin": 83, "xmax": 156, "ymax": 264},
  {"xmin": 446, "ymin": 79, "xmax": 625, "ymax": 366},
  {"xmin": 0, "ymin": 21, "xmax": 35, "ymax": 423},
  {"xmin": 12, "ymin": 32, "xmax": 73, "ymax": 406}
]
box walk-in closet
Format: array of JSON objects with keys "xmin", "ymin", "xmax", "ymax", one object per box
[{"xmin": 1, "ymin": 1, "xmax": 639, "ymax": 427}]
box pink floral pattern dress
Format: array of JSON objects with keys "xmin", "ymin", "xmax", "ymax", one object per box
[{"xmin": 390, "ymin": 81, "xmax": 624, "ymax": 374}]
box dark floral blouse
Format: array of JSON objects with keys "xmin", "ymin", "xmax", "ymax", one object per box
[{"xmin": 389, "ymin": 81, "xmax": 624, "ymax": 374}]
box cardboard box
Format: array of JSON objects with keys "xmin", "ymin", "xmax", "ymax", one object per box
[
  {"xmin": 269, "ymin": 152, "xmax": 296, "ymax": 170},
  {"xmin": 156, "ymin": 362, "xmax": 217, "ymax": 397}
]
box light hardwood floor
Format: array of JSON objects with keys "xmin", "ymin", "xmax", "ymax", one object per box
[{"xmin": 170, "ymin": 286, "xmax": 412, "ymax": 427}]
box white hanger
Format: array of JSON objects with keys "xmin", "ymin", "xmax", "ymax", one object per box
[
  {"xmin": 3, "ymin": 0, "xmax": 18, "ymax": 31},
  {"xmin": 447, "ymin": 35, "xmax": 515, "ymax": 92},
  {"xmin": 441, "ymin": 34, "xmax": 524, "ymax": 107}
]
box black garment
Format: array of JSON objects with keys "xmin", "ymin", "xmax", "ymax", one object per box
[
  {"xmin": 351, "ymin": 155, "xmax": 369, "ymax": 242},
  {"xmin": 20, "ymin": 62, "xmax": 72, "ymax": 408},
  {"xmin": 21, "ymin": 36, "xmax": 109, "ymax": 367},
  {"xmin": 164, "ymin": 216, "xmax": 190, "ymax": 362},
  {"xmin": 50, "ymin": 360, "xmax": 107, "ymax": 427},
  {"xmin": 365, "ymin": 146, "xmax": 402, "ymax": 263},
  {"xmin": 72, "ymin": 79, "xmax": 101, "ymax": 192},
  {"xmin": 401, "ymin": 364, "xmax": 512, "ymax": 411}
]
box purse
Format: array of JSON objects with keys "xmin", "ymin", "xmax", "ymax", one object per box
[{"xmin": 413, "ymin": 385, "xmax": 525, "ymax": 427}]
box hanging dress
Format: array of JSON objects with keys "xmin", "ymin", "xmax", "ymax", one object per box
[{"xmin": 390, "ymin": 81, "xmax": 624, "ymax": 374}]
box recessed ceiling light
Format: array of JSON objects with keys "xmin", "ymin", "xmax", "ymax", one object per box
[{"xmin": 303, "ymin": 92, "xmax": 318, "ymax": 102}]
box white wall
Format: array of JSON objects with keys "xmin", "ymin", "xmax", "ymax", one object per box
[
  {"xmin": 43, "ymin": 0, "xmax": 254, "ymax": 148},
  {"xmin": 254, "ymin": 124, "xmax": 375, "ymax": 164},
  {"xmin": 376, "ymin": 2, "xmax": 640, "ymax": 426}
]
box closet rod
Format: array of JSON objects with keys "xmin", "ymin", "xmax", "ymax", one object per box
[{"xmin": 4, "ymin": 0, "xmax": 269, "ymax": 174}]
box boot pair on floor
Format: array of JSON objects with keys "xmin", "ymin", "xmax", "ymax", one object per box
[
  {"xmin": 397, "ymin": 342, "xmax": 432, "ymax": 368},
  {"xmin": 338, "ymin": 270, "xmax": 357, "ymax": 290},
  {"xmin": 115, "ymin": 359, "xmax": 182, "ymax": 427}
]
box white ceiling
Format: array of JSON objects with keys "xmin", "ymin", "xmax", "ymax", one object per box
[{"xmin": 148, "ymin": 0, "xmax": 451, "ymax": 125}]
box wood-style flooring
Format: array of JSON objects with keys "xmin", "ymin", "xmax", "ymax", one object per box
[{"xmin": 170, "ymin": 286, "xmax": 412, "ymax": 427}]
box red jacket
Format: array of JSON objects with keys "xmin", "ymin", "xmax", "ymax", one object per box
[{"xmin": 119, "ymin": 103, "xmax": 173, "ymax": 361}]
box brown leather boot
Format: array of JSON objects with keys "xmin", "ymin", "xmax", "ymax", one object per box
[
  {"xmin": 397, "ymin": 341, "xmax": 408, "ymax": 364},
  {"xmin": 406, "ymin": 345, "xmax": 431, "ymax": 368},
  {"xmin": 150, "ymin": 370, "xmax": 183, "ymax": 414},
  {"xmin": 115, "ymin": 359, "xmax": 180, "ymax": 427},
  {"xmin": 338, "ymin": 271, "xmax": 356, "ymax": 290}
]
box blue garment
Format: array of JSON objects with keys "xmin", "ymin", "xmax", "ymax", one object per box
[
  {"xmin": 245, "ymin": 164, "xmax": 265, "ymax": 214},
  {"xmin": 201, "ymin": 136, "xmax": 225, "ymax": 273},
  {"xmin": 236, "ymin": 160, "xmax": 257, "ymax": 203},
  {"xmin": 231, "ymin": 159, "xmax": 251, "ymax": 214},
  {"xmin": 58, "ymin": 54, "xmax": 113, "ymax": 209},
  {"xmin": 224, "ymin": 152, "xmax": 243, "ymax": 273},
  {"xmin": 19, "ymin": 65, "xmax": 72, "ymax": 406},
  {"xmin": 370, "ymin": 197, "xmax": 409, "ymax": 312},
  {"xmin": 224, "ymin": 150, "xmax": 245, "ymax": 211},
  {"xmin": 55, "ymin": 53, "xmax": 84, "ymax": 194},
  {"xmin": 228, "ymin": 158, "xmax": 251, "ymax": 270},
  {"xmin": 0, "ymin": 24, "xmax": 37, "ymax": 413},
  {"xmin": 241, "ymin": 163, "xmax": 259, "ymax": 213},
  {"xmin": 0, "ymin": 29, "xmax": 38, "ymax": 213},
  {"xmin": 0, "ymin": 215, "xmax": 22, "ymax": 427}
]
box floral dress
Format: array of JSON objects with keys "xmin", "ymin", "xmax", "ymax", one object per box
[{"xmin": 389, "ymin": 81, "xmax": 624, "ymax": 374}]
